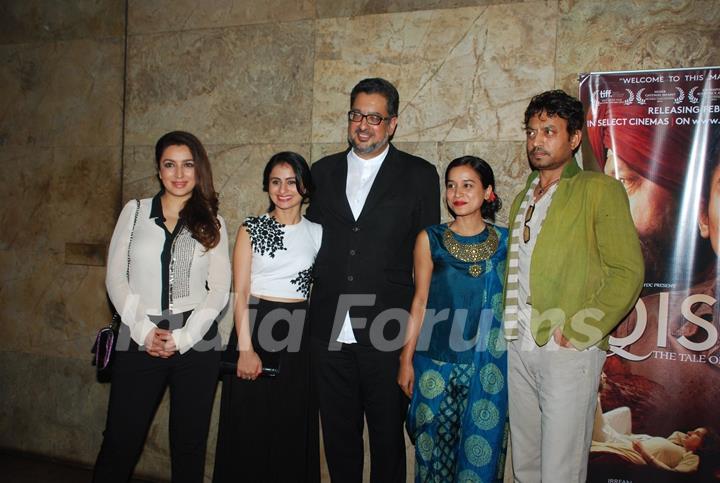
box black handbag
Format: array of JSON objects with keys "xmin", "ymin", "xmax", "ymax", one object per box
[
  {"xmin": 219, "ymin": 331, "xmax": 281, "ymax": 379},
  {"xmin": 92, "ymin": 313, "xmax": 120, "ymax": 382},
  {"xmin": 92, "ymin": 199, "xmax": 140, "ymax": 381}
]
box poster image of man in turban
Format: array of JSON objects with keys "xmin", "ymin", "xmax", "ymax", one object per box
[
  {"xmin": 581, "ymin": 68, "xmax": 720, "ymax": 483},
  {"xmin": 586, "ymin": 103, "xmax": 712, "ymax": 290}
]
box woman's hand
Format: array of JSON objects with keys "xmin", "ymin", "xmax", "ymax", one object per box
[
  {"xmin": 144, "ymin": 328, "xmax": 177, "ymax": 358},
  {"xmin": 632, "ymin": 440, "xmax": 651, "ymax": 461},
  {"xmin": 396, "ymin": 230, "xmax": 431, "ymax": 399},
  {"xmin": 237, "ymin": 349, "xmax": 262, "ymax": 381},
  {"xmin": 160, "ymin": 332, "xmax": 177, "ymax": 355},
  {"xmin": 397, "ymin": 358, "xmax": 415, "ymax": 398}
]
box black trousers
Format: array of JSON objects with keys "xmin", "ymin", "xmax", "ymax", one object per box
[
  {"xmin": 312, "ymin": 338, "xmax": 408, "ymax": 483},
  {"xmin": 93, "ymin": 318, "xmax": 220, "ymax": 483}
]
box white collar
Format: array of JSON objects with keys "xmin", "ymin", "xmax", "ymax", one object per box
[{"xmin": 347, "ymin": 144, "xmax": 390, "ymax": 167}]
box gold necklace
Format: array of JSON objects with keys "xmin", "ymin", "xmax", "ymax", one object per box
[{"xmin": 442, "ymin": 225, "xmax": 499, "ymax": 277}]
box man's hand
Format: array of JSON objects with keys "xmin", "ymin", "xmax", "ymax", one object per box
[{"xmin": 552, "ymin": 327, "xmax": 575, "ymax": 349}]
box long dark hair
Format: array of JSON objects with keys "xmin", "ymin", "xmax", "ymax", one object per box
[
  {"xmin": 155, "ymin": 131, "xmax": 220, "ymax": 249},
  {"xmin": 262, "ymin": 151, "xmax": 313, "ymax": 212},
  {"xmin": 445, "ymin": 155, "xmax": 502, "ymax": 221}
]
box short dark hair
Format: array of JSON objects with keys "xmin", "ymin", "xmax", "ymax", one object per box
[
  {"xmin": 350, "ymin": 78, "xmax": 399, "ymax": 117},
  {"xmin": 262, "ymin": 151, "xmax": 314, "ymax": 212},
  {"xmin": 524, "ymin": 89, "xmax": 584, "ymax": 141},
  {"xmin": 444, "ymin": 155, "xmax": 502, "ymax": 222}
]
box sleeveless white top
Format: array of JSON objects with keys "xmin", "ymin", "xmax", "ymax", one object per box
[{"xmin": 245, "ymin": 214, "xmax": 322, "ymax": 300}]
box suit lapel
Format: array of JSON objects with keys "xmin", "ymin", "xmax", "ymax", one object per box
[
  {"xmin": 330, "ymin": 151, "xmax": 355, "ymax": 222},
  {"xmin": 357, "ymin": 144, "xmax": 402, "ymax": 221}
]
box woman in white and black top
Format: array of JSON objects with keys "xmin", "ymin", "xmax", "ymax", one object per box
[
  {"xmin": 213, "ymin": 152, "xmax": 322, "ymax": 483},
  {"xmin": 94, "ymin": 131, "xmax": 231, "ymax": 483}
]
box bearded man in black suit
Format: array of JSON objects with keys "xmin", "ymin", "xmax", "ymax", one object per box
[{"xmin": 306, "ymin": 77, "xmax": 440, "ymax": 482}]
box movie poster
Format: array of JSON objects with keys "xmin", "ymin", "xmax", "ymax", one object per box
[{"xmin": 579, "ymin": 67, "xmax": 720, "ymax": 482}]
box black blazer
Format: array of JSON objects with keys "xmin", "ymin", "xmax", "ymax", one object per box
[{"xmin": 306, "ymin": 144, "xmax": 440, "ymax": 347}]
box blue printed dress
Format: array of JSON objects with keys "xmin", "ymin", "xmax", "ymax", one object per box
[{"xmin": 407, "ymin": 223, "xmax": 508, "ymax": 483}]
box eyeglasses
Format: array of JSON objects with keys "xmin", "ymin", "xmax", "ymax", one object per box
[
  {"xmin": 523, "ymin": 203, "xmax": 535, "ymax": 243},
  {"xmin": 348, "ymin": 110, "xmax": 392, "ymax": 125}
]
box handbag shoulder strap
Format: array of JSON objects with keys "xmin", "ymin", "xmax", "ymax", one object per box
[{"xmin": 127, "ymin": 199, "xmax": 140, "ymax": 281}]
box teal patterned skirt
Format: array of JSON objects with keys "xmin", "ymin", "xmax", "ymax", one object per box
[{"xmin": 407, "ymin": 354, "xmax": 508, "ymax": 482}]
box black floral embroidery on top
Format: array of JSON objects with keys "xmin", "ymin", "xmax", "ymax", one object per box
[
  {"xmin": 243, "ymin": 215, "xmax": 286, "ymax": 258},
  {"xmin": 290, "ymin": 266, "xmax": 314, "ymax": 298}
]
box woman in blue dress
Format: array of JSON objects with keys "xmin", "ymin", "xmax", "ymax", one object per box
[{"xmin": 398, "ymin": 155, "xmax": 508, "ymax": 482}]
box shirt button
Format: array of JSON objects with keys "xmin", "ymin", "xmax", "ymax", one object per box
[
  {"xmin": 347, "ymin": 275, "xmax": 354, "ymax": 282},
  {"xmin": 349, "ymin": 249, "xmax": 356, "ymax": 256}
]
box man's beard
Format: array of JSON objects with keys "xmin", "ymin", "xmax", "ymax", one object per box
[
  {"xmin": 348, "ymin": 131, "xmax": 389, "ymax": 155},
  {"xmin": 527, "ymin": 147, "xmax": 568, "ymax": 172}
]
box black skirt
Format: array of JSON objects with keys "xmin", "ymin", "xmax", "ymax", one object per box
[{"xmin": 213, "ymin": 298, "xmax": 319, "ymax": 483}]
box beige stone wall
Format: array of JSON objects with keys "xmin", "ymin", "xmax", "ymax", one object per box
[
  {"xmin": 1, "ymin": 0, "xmax": 718, "ymax": 481},
  {"xmin": 0, "ymin": 0, "xmax": 126, "ymax": 466}
]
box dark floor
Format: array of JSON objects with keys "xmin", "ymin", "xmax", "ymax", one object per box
[{"xmin": 0, "ymin": 451, "xmax": 164, "ymax": 483}]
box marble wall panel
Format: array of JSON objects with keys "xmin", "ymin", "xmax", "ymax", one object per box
[
  {"xmin": 0, "ymin": 348, "xmax": 223, "ymax": 482},
  {"xmin": 556, "ymin": 0, "xmax": 720, "ymax": 93},
  {"xmin": 124, "ymin": 21, "xmax": 315, "ymax": 146},
  {"xmin": 312, "ymin": 2, "xmax": 557, "ymax": 147},
  {"xmin": 0, "ymin": 352, "xmax": 109, "ymax": 463},
  {"xmin": 0, "ymin": 147, "xmax": 53, "ymax": 251},
  {"xmin": 122, "ymin": 144, "xmax": 163, "ymax": 203},
  {"xmin": 0, "ymin": 0, "xmax": 124, "ymax": 45},
  {"xmin": 310, "ymin": 142, "xmax": 349, "ymax": 163},
  {"xmin": 128, "ymin": 0, "xmax": 315, "ymax": 34},
  {"xmin": 0, "ymin": 146, "xmax": 120, "ymax": 253},
  {"xmin": 0, "ymin": 250, "xmax": 112, "ymax": 357},
  {"xmin": 0, "ymin": 38, "xmax": 124, "ymax": 147},
  {"xmin": 0, "ymin": 351, "xmax": 223, "ymax": 482},
  {"xmin": 315, "ymin": 0, "xmax": 525, "ymax": 18},
  {"xmin": 0, "ymin": 145, "xmax": 119, "ymax": 356}
]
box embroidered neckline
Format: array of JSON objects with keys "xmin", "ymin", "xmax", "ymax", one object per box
[{"xmin": 442, "ymin": 225, "xmax": 498, "ymax": 277}]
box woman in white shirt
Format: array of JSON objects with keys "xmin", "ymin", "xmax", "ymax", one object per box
[
  {"xmin": 93, "ymin": 131, "xmax": 231, "ymax": 483},
  {"xmin": 213, "ymin": 152, "xmax": 322, "ymax": 483}
]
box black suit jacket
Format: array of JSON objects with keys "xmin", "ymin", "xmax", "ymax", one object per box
[{"xmin": 306, "ymin": 144, "xmax": 440, "ymax": 347}]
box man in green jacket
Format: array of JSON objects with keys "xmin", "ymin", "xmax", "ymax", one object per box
[{"xmin": 503, "ymin": 90, "xmax": 644, "ymax": 482}]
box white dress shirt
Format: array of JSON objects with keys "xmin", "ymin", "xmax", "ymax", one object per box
[{"xmin": 336, "ymin": 145, "xmax": 390, "ymax": 344}]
